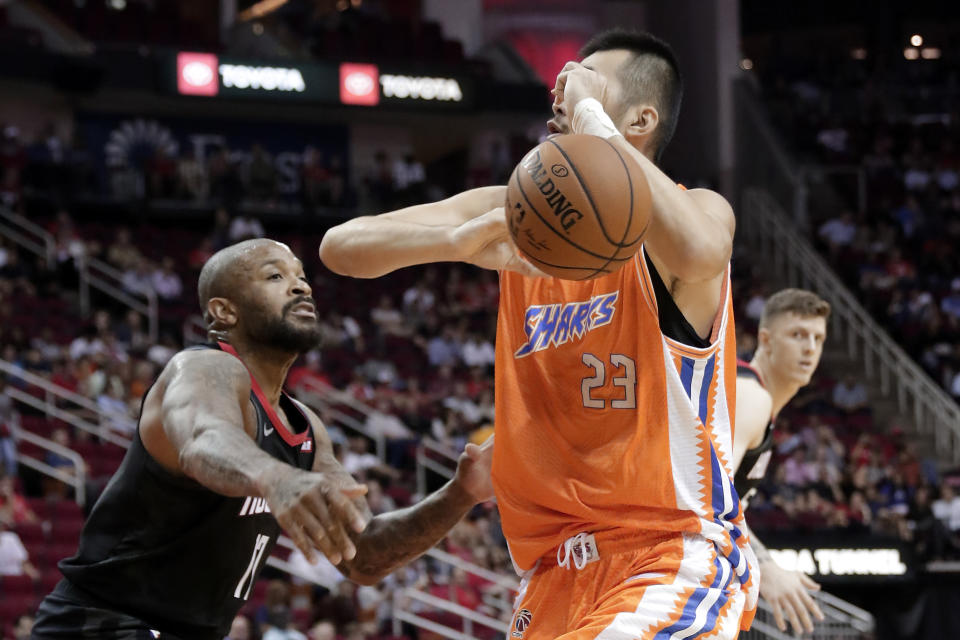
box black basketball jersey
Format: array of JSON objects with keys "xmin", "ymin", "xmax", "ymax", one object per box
[
  {"xmin": 58, "ymin": 342, "xmax": 316, "ymax": 639},
  {"xmin": 733, "ymin": 360, "xmax": 775, "ymax": 500}
]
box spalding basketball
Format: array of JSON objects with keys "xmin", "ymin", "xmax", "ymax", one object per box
[{"xmin": 506, "ymin": 134, "xmax": 652, "ymax": 280}]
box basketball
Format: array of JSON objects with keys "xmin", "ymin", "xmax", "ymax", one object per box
[{"xmin": 505, "ymin": 134, "xmax": 652, "ymax": 280}]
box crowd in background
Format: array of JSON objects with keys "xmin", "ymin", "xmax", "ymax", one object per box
[{"xmin": 756, "ymin": 51, "xmax": 960, "ymax": 398}]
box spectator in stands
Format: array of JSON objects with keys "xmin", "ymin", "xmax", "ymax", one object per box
[
  {"xmin": 69, "ymin": 325, "xmax": 105, "ymax": 361},
  {"xmin": 369, "ymin": 294, "xmax": 409, "ymax": 342},
  {"xmin": 247, "ymin": 144, "xmax": 277, "ymax": 200},
  {"xmin": 121, "ymin": 256, "xmax": 155, "ymax": 297},
  {"xmin": 0, "ymin": 474, "xmax": 37, "ymax": 526},
  {"xmin": 146, "ymin": 148, "xmax": 177, "ymax": 198},
  {"xmin": 188, "ymin": 236, "xmax": 215, "ymax": 271},
  {"xmin": 392, "ymin": 153, "xmax": 426, "ymax": 206},
  {"xmin": 105, "ymin": 228, "xmax": 144, "ymax": 272},
  {"xmin": 831, "ymin": 375, "xmax": 869, "ymax": 414},
  {"xmin": 365, "ymin": 151, "xmax": 394, "ymax": 208},
  {"xmin": 308, "ymin": 620, "xmax": 336, "ymax": 640},
  {"xmin": 176, "ymin": 147, "xmax": 208, "ymax": 201},
  {"xmin": 208, "ymin": 146, "xmax": 242, "ymax": 206},
  {"xmin": 0, "ymin": 125, "xmax": 25, "ymax": 206},
  {"xmin": 228, "ymin": 213, "xmax": 266, "ymax": 243},
  {"xmin": 933, "ymin": 484, "xmax": 960, "ymax": 544},
  {"xmin": 426, "ymin": 326, "xmax": 461, "ymax": 368},
  {"xmin": 364, "ymin": 399, "xmax": 412, "ymax": 440},
  {"xmin": 97, "ymin": 382, "xmax": 133, "ymax": 437},
  {"xmin": 402, "ymin": 278, "xmax": 436, "ymax": 327},
  {"xmin": 262, "ymin": 610, "xmax": 307, "ymax": 640},
  {"xmin": 461, "ymin": 332, "xmax": 495, "ymax": 369},
  {"xmin": 365, "ymin": 478, "xmax": 397, "ymax": 516},
  {"xmin": 0, "ymin": 520, "xmax": 38, "ymax": 580},
  {"xmin": 0, "ymin": 379, "xmax": 19, "ymax": 475},
  {"xmin": 301, "ymin": 147, "xmax": 331, "ymax": 209},
  {"xmin": 13, "ymin": 613, "xmax": 33, "ymax": 640},
  {"xmin": 226, "ymin": 614, "xmax": 252, "ymax": 640},
  {"xmin": 818, "ymin": 211, "xmax": 857, "ymax": 255},
  {"xmin": 151, "ymin": 256, "xmax": 183, "ymax": 301},
  {"xmin": 287, "ymin": 350, "xmax": 331, "ymax": 393},
  {"xmin": 319, "ymin": 311, "xmax": 364, "ymax": 352},
  {"xmin": 115, "ymin": 310, "xmax": 149, "ymax": 354},
  {"xmin": 327, "ymin": 155, "xmax": 346, "ymax": 207}
]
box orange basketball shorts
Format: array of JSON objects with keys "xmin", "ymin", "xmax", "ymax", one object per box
[{"xmin": 508, "ymin": 531, "xmax": 755, "ymax": 640}]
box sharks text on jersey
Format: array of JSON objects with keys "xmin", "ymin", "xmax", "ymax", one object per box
[{"xmin": 515, "ymin": 291, "xmax": 618, "ymax": 358}]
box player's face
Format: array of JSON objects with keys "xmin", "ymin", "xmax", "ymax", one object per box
[
  {"xmin": 763, "ymin": 313, "xmax": 827, "ymax": 386},
  {"xmin": 242, "ymin": 243, "xmax": 321, "ymax": 353},
  {"xmin": 548, "ymin": 49, "xmax": 632, "ymax": 137}
]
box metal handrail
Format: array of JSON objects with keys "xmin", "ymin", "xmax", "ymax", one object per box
[
  {"xmin": 391, "ymin": 588, "xmax": 508, "ymax": 640},
  {"xmin": 742, "ymin": 188, "xmax": 960, "ymax": 462},
  {"xmin": 425, "ymin": 547, "xmax": 519, "ymax": 592},
  {"xmin": 78, "ymin": 254, "xmax": 159, "ymax": 344},
  {"xmin": 293, "ymin": 379, "xmax": 387, "ymax": 461},
  {"xmin": 0, "ymin": 360, "xmax": 135, "ymax": 446},
  {"xmin": 416, "ymin": 437, "xmax": 458, "ymax": 497},
  {"xmin": 0, "ymin": 208, "xmax": 55, "ymax": 267},
  {"xmin": 0, "ymin": 206, "xmax": 159, "ymax": 343},
  {"xmin": 10, "ymin": 422, "xmax": 86, "ymax": 506}
]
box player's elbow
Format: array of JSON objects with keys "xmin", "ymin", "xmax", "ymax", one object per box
[
  {"xmin": 670, "ymin": 235, "xmax": 732, "ymax": 283},
  {"xmin": 319, "ymin": 223, "xmax": 382, "ymax": 279},
  {"xmin": 318, "ymin": 226, "xmax": 354, "ymax": 276}
]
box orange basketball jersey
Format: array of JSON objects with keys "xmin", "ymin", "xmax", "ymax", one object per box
[{"xmin": 493, "ymin": 248, "xmax": 755, "ymax": 597}]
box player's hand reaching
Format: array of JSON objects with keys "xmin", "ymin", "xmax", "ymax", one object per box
[
  {"xmin": 452, "ymin": 207, "xmax": 547, "ymax": 277},
  {"xmin": 759, "ymin": 560, "xmax": 824, "ymax": 635},
  {"xmin": 263, "ymin": 468, "xmax": 370, "ymax": 566},
  {"xmin": 453, "ymin": 436, "xmax": 495, "ymax": 503}
]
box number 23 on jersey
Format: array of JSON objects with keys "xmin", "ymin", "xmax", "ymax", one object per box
[{"xmin": 581, "ymin": 353, "xmax": 637, "ymax": 409}]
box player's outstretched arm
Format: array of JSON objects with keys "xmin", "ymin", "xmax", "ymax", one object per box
[
  {"xmin": 301, "ymin": 402, "xmax": 493, "ymax": 585},
  {"xmin": 319, "ymin": 186, "xmax": 542, "ymax": 279},
  {"xmin": 555, "ymin": 62, "xmax": 734, "ymax": 284},
  {"xmin": 742, "ymin": 519, "xmax": 824, "ymax": 635},
  {"xmin": 155, "ymin": 350, "xmax": 370, "ymax": 565}
]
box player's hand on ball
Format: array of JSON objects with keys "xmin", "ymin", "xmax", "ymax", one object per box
[
  {"xmin": 264, "ymin": 468, "xmax": 369, "ymax": 566},
  {"xmin": 759, "ymin": 560, "xmax": 824, "ymax": 635},
  {"xmin": 453, "ymin": 207, "xmax": 547, "ymax": 277},
  {"xmin": 553, "ymin": 61, "xmax": 611, "ymax": 122},
  {"xmin": 454, "ymin": 435, "xmax": 494, "ymax": 503}
]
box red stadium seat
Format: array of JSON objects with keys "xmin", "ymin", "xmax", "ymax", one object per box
[
  {"xmin": 0, "ymin": 594, "xmax": 35, "ymax": 626},
  {"xmin": 50, "ymin": 500, "xmax": 82, "ymax": 522},
  {"xmin": 0, "ymin": 574, "xmax": 35, "ymax": 595},
  {"xmin": 12, "ymin": 522, "xmax": 45, "ymax": 545},
  {"xmin": 50, "ymin": 517, "xmax": 84, "ymax": 543},
  {"xmin": 41, "ymin": 569, "xmax": 62, "ymax": 595}
]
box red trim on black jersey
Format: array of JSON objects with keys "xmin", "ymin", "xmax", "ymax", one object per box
[
  {"xmin": 218, "ymin": 341, "xmax": 309, "ymax": 447},
  {"xmin": 736, "ymin": 358, "xmax": 767, "ymax": 389}
]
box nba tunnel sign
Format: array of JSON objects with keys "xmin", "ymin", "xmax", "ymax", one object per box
[{"xmin": 765, "ymin": 534, "xmax": 914, "ymax": 583}]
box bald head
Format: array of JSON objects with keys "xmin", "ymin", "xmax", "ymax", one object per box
[{"xmin": 198, "ymin": 239, "xmax": 293, "ymax": 323}]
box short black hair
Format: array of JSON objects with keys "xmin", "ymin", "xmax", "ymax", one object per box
[{"xmin": 580, "ymin": 29, "xmax": 683, "ymax": 162}]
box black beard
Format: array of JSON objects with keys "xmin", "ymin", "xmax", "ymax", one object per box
[{"xmin": 247, "ymin": 301, "xmax": 321, "ymax": 353}]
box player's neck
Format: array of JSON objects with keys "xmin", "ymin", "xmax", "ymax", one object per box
[
  {"xmin": 224, "ymin": 336, "xmax": 297, "ymax": 406},
  {"xmin": 750, "ymin": 353, "xmax": 799, "ymax": 416}
]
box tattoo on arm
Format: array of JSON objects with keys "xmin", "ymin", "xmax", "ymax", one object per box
[
  {"xmin": 162, "ymin": 351, "xmax": 281, "ymax": 497},
  {"xmin": 338, "ymin": 480, "xmax": 473, "ymax": 584}
]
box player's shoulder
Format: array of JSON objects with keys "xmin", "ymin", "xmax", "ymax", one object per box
[
  {"xmin": 162, "ymin": 346, "xmax": 251, "ymax": 389},
  {"xmin": 736, "ymin": 374, "xmax": 773, "ymax": 413},
  {"xmin": 685, "ymin": 188, "xmax": 735, "ymax": 234}
]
